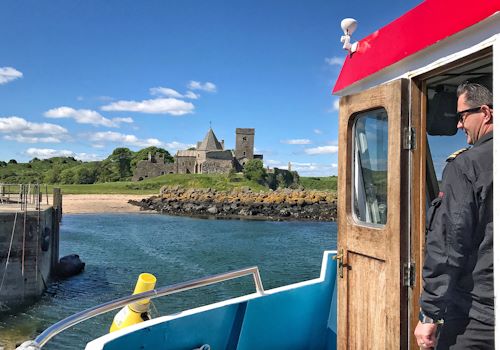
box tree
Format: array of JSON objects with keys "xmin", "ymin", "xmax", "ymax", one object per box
[
  {"xmin": 8, "ymin": 159, "xmax": 17, "ymax": 164},
  {"xmin": 59, "ymin": 168, "xmax": 76, "ymax": 184},
  {"xmin": 95, "ymin": 161, "xmax": 116, "ymax": 182},
  {"xmin": 131, "ymin": 147, "xmax": 173, "ymax": 168},
  {"xmin": 44, "ymin": 166, "xmax": 61, "ymax": 184},
  {"xmin": 108, "ymin": 147, "xmax": 133, "ymax": 180},
  {"xmin": 75, "ymin": 165, "xmax": 97, "ymax": 184},
  {"xmin": 243, "ymin": 159, "xmax": 266, "ymax": 183}
]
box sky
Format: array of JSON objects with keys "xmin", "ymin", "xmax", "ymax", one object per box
[{"xmin": 0, "ymin": 0, "xmax": 423, "ymax": 176}]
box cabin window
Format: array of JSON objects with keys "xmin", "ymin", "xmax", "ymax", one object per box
[
  {"xmin": 352, "ymin": 109, "xmax": 388, "ymax": 225},
  {"xmin": 423, "ymin": 54, "xmax": 492, "ymax": 204}
]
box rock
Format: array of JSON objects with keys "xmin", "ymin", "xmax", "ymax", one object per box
[
  {"xmin": 54, "ymin": 254, "xmax": 85, "ymax": 279},
  {"xmin": 230, "ymin": 203, "xmax": 239, "ymax": 210},
  {"xmin": 279, "ymin": 208, "xmax": 291, "ymax": 217},
  {"xmin": 128, "ymin": 187, "xmax": 337, "ymax": 221},
  {"xmin": 238, "ymin": 208, "xmax": 250, "ymax": 216},
  {"xmin": 207, "ymin": 206, "xmax": 218, "ymax": 214}
]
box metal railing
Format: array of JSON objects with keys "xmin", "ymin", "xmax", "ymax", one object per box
[
  {"xmin": 0, "ymin": 183, "xmax": 49, "ymax": 210},
  {"xmin": 32, "ymin": 266, "xmax": 265, "ymax": 348}
]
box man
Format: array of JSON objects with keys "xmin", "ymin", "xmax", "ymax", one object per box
[{"xmin": 414, "ymin": 82, "xmax": 494, "ymax": 349}]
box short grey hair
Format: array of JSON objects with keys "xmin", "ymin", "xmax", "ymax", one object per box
[{"xmin": 457, "ymin": 82, "xmax": 493, "ymax": 108}]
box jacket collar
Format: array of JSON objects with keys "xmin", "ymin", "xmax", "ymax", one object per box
[{"xmin": 474, "ymin": 131, "xmax": 493, "ymax": 147}]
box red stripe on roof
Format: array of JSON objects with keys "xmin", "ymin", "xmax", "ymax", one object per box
[{"xmin": 332, "ymin": 0, "xmax": 499, "ymax": 94}]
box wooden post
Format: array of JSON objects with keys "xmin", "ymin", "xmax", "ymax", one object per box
[
  {"xmin": 53, "ymin": 188, "xmax": 62, "ymax": 222},
  {"xmin": 51, "ymin": 188, "xmax": 62, "ymax": 272}
]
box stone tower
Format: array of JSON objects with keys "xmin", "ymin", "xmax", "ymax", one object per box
[{"xmin": 234, "ymin": 128, "xmax": 254, "ymax": 160}]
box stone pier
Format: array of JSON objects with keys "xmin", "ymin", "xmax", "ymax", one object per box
[{"xmin": 0, "ymin": 191, "xmax": 61, "ymax": 311}]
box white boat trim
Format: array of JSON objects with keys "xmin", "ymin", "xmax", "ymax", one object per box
[{"xmin": 85, "ymin": 250, "xmax": 338, "ymax": 349}]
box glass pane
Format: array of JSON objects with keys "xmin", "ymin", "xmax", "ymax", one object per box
[{"xmin": 352, "ymin": 109, "xmax": 388, "ymax": 225}]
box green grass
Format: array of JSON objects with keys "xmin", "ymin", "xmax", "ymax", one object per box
[
  {"xmin": 23, "ymin": 174, "xmax": 337, "ymax": 195},
  {"xmin": 300, "ymin": 176, "xmax": 338, "ymax": 192},
  {"xmin": 46, "ymin": 173, "xmax": 269, "ymax": 194}
]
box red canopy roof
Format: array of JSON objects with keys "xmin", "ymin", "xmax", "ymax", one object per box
[{"xmin": 332, "ymin": 0, "xmax": 499, "ymax": 94}]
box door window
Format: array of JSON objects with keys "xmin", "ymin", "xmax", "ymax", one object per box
[{"xmin": 352, "ymin": 109, "xmax": 389, "ymax": 225}]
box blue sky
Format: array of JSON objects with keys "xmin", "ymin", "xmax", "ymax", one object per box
[{"xmin": 0, "ymin": 0, "xmax": 422, "ymax": 176}]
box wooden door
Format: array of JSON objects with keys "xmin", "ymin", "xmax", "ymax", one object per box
[{"xmin": 337, "ymin": 79, "xmax": 410, "ymax": 349}]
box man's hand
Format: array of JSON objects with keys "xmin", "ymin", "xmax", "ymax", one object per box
[{"xmin": 414, "ymin": 321, "xmax": 438, "ymax": 349}]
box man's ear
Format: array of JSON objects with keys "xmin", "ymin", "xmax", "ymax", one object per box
[{"xmin": 482, "ymin": 105, "xmax": 493, "ymax": 123}]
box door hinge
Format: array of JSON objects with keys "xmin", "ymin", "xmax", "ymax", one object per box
[
  {"xmin": 403, "ymin": 262, "xmax": 416, "ymax": 287},
  {"xmin": 403, "ymin": 127, "xmax": 416, "ymax": 150}
]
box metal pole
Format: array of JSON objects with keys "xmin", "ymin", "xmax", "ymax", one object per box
[{"xmin": 34, "ymin": 266, "xmax": 264, "ymax": 347}]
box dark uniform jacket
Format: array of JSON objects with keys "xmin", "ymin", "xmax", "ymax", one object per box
[{"xmin": 420, "ymin": 132, "xmax": 493, "ymax": 325}]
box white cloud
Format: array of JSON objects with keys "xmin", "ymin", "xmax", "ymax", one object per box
[
  {"xmin": 89, "ymin": 131, "xmax": 163, "ymax": 148},
  {"xmin": 304, "ymin": 145, "xmax": 339, "ymax": 155},
  {"xmin": 291, "ymin": 162, "xmax": 337, "ymax": 175},
  {"xmin": 328, "ymin": 99, "xmax": 340, "ymax": 113},
  {"xmin": 313, "ymin": 129, "xmax": 322, "ymax": 135},
  {"xmin": 0, "ymin": 116, "xmax": 68, "ymax": 143},
  {"xmin": 290, "ymin": 162, "xmax": 338, "ymax": 176},
  {"xmin": 325, "ymin": 56, "xmax": 344, "ymax": 66},
  {"xmin": 188, "ymin": 81, "xmax": 217, "ymax": 93},
  {"xmin": 150, "ymin": 87, "xmax": 200, "ymax": 100},
  {"xmin": 26, "ymin": 148, "xmax": 74, "ymax": 158},
  {"xmin": 5, "ymin": 135, "xmax": 62, "ymax": 143},
  {"xmin": 264, "ymin": 160, "xmax": 337, "ymax": 176},
  {"xmin": 149, "ymin": 87, "xmax": 184, "ymax": 98},
  {"xmin": 72, "ymin": 153, "xmax": 103, "ymax": 161},
  {"xmin": 25, "ymin": 148, "xmax": 102, "ymax": 161},
  {"xmin": 44, "ymin": 106, "xmax": 132, "ymax": 127},
  {"xmin": 280, "ymin": 139, "xmax": 311, "ymax": 145},
  {"xmin": 111, "ymin": 117, "xmax": 133, "ymax": 124},
  {"xmin": 101, "ymin": 98, "xmax": 194, "ymax": 116},
  {"xmin": 184, "ymin": 91, "xmax": 200, "ymax": 99},
  {"xmin": 164, "ymin": 141, "xmax": 195, "ymax": 151},
  {"xmin": 0, "ymin": 67, "xmax": 23, "ymax": 85},
  {"xmin": 265, "ymin": 159, "xmax": 282, "ymax": 166}
]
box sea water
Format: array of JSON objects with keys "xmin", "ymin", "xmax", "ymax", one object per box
[{"xmin": 0, "ymin": 213, "xmax": 337, "ymax": 349}]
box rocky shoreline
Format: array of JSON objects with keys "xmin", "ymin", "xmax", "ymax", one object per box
[{"xmin": 128, "ymin": 186, "xmax": 337, "ymax": 221}]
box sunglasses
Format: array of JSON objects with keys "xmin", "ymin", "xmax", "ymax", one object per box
[{"xmin": 456, "ymin": 104, "xmax": 493, "ymax": 124}]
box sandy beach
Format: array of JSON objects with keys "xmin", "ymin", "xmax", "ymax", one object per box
[{"xmin": 56, "ymin": 194, "xmax": 151, "ymax": 214}]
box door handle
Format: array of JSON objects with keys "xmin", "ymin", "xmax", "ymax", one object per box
[{"xmin": 333, "ymin": 249, "xmax": 350, "ymax": 278}]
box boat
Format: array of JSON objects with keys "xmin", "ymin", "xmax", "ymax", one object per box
[{"xmin": 17, "ymin": 0, "xmax": 499, "ymax": 348}]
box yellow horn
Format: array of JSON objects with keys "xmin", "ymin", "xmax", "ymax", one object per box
[{"xmin": 110, "ymin": 273, "xmax": 157, "ymax": 333}]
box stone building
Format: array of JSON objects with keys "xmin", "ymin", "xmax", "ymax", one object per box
[
  {"xmin": 132, "ymin": 128, "xmax": 262, "ymax": 181},
  {"xmin": 132, "ymin": 152, "xmax": 175, "ymax": 181}
]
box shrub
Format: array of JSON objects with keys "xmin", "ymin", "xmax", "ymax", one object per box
[{"xmin": 243, "ymin": 159, "xmax": 266, "ymax": 183}]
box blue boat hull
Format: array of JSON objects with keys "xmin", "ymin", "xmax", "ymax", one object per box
[{"xmin": 86, "ymin": 251, "xmax": 338, "ymax": 350}]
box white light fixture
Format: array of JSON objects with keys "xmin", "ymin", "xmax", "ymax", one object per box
[{"xmin": 340, "ymin": 18, "xmax": 358, "ymax": 54}]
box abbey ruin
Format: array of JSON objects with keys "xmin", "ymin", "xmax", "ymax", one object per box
[{"xmin": 132, "ymin": 128, "xmax": 263, "ymax": 181}]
